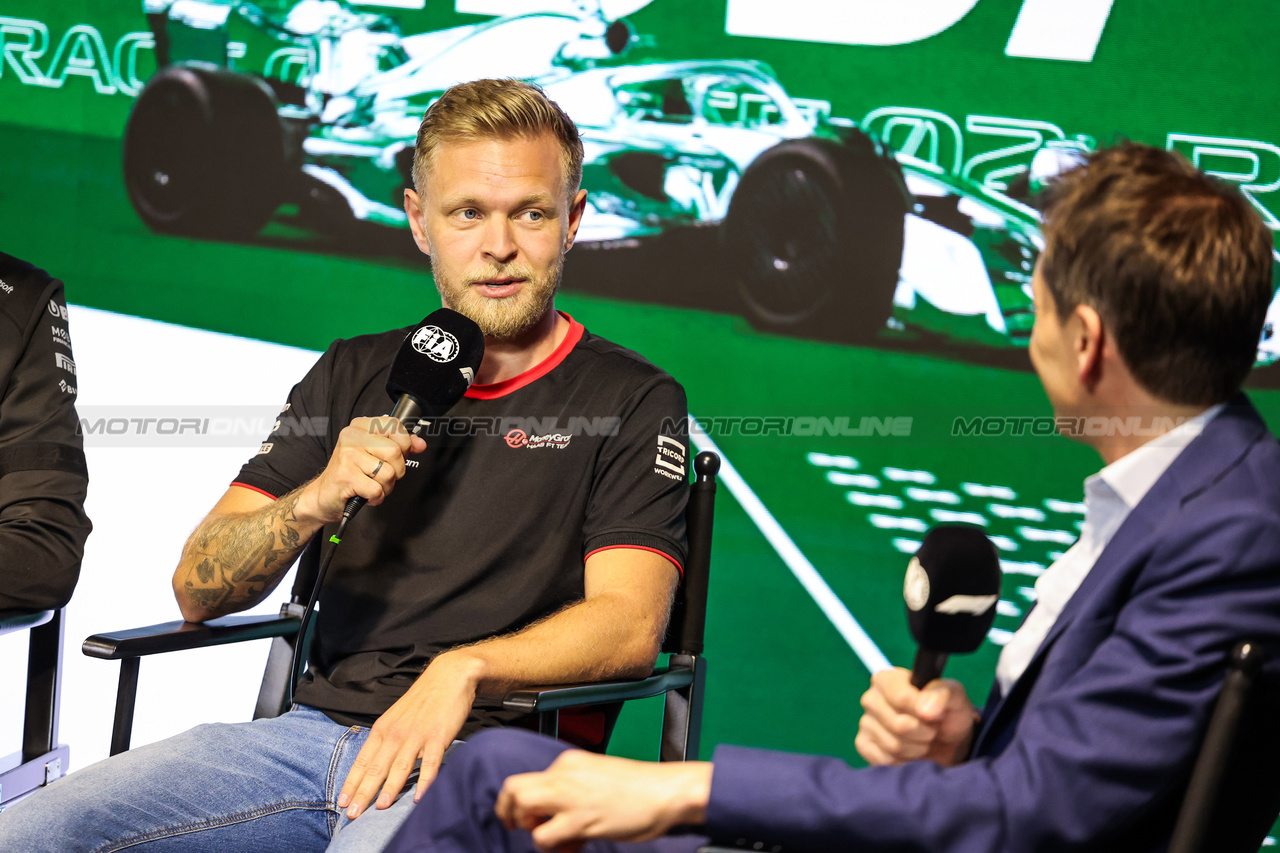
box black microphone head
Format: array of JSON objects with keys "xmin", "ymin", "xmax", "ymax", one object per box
[
  {"xmin": 386, "ymin": 308, "xmax": 485, "ymax": 418},
  {"xmin": 905, "ymin": 525, "xmax": 1002, "ymax": 655}
]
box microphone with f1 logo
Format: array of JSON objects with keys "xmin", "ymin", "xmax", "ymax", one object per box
[
  {"xmin": 904, "ymin": 525, "xmax": 1003, "ymax": 688},
  {"xmin": 340, "ymin": 307, "xmax": 484, "ymax": 523},
  {"xmin": 289, "ymin": 308, "xmax": 483, "ymax": 697}
]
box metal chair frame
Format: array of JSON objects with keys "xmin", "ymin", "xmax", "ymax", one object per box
[
  {"xmin": 1169, "ymin": 640, "xmax": 1280, "ymax": 853},
  {"xmin": 0, "ymin": 608, "xmax": 69, "ymax": 806}
]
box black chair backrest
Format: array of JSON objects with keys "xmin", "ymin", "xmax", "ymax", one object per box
[
  {"xmin": 289, "ymin": 531, "xmax": 324, "ymax": 608},
  {"xmin": 1170, "ymin": 640, "xmax": 1280, "ymax": 853},
  {"xmin": 663, "ymin": 451, "xmax": 719, "ymax": 656},
  {"xmin": 252, "ymin": 536, "xmax": 322, "ymax": 719}
]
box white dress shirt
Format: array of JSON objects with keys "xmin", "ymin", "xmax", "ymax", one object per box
[{"xmin": 994, "ymin": 404, "xmax": 1225, "ymax": 696}]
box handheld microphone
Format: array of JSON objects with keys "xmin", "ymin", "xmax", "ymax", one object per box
[
  {"xmin": 288, "ymin": 308, "xmax": 483, "ymax": 699},
  {"xmin": 342, "ymin": 307, "xmax": 484, "ymax": 522},
  {"xmin": 904, "ymin": 525, "xmax": 1002, "ymax": 688}
]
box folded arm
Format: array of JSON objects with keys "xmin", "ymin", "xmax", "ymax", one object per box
[
  {"xmin": 0, "ymin": 469, "xmax": 90, "ymax": 612},
  {"xmin": 0, "ymin": 279, "xmax": 91, "ymax": 612}
]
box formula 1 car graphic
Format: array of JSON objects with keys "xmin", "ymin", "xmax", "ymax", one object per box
[{"xmin": 123, "ymin": 0, "xmax": 1279, "ymax": 360}]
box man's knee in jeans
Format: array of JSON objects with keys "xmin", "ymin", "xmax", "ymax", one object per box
[
  {"xmin": 0, "ymin": 713, "xmax": 333, "ymax": 851},
  {"xmin": 0, "ymin": 751, "xmax": 130, "ymax": 848}
]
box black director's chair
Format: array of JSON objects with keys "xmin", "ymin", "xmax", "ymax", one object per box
[
  {"xmin": 0, "ymin": 608, "xmax": 69, "ymax": 807},
  {"xmin": 1169, "ymin": 640, "xmax": 1280, "ymax": 853},
  {"xmin": 502, "ymin": 450, "xmax": 719, "ymax": 761},
  {"xmin": 82, "ymin": 451, "xmax": 720, "ymax": 762}
]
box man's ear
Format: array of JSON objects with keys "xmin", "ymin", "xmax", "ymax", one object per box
[
  {"xmin": 404, "ymin": 188, "xmax": 432, "ymax": 257},
  {"xmin": 1074, "ymin": 304, "xmax": 1106, "ymax": 391},
  {"xmin": 563, "ymin": 188, "xmax": 588, "ymax": 252}
]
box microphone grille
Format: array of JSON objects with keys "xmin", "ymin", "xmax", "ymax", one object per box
[
  {"xmin": 386, "ymin": 308, "xmax": 485, "ymax": 419},
  {"xmin": 905, "ymin": 525, "xmax": 1002, "ymax": 654}
]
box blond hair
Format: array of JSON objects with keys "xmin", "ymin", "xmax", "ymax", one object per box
[{"xmin": 412, "ymin": 78, "xmax": 584, "ymax": 203}]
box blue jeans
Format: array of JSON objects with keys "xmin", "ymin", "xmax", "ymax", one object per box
[
  {"xmin": 0, "ymin": 706, "xmax": 446, "ymax": 853},
  {"xmin": 385, "ymin": 728, "xmax": 707, "ymax": 853}
]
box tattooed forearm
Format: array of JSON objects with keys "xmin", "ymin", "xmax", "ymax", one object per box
[
  {"xmin": 176, "ymin": 488, "xmax": 314, "ymax": 621},
  {"xmin": 183, "ymin": 579, "xmax": 233, "ymax": 610}
]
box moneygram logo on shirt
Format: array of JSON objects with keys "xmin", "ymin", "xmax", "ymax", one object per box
[
  {"xmin": 505, "ymin": 428, "xmax": 571, "ymax": 450},
  {"xmin": 412, "ymin": 325, "xmax": 459, "ymax": 363}
]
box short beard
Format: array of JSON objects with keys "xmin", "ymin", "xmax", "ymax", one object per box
[{"xmin": 432, "ymin": 252, "xmax": 564, "ymax": 340}]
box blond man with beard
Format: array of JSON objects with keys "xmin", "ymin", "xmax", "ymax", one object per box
[{"xmin": 0, "ymin": 79, "xmax": 690, "ymax": 853}]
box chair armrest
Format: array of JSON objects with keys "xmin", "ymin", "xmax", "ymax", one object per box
[
  {"xmin": 0, "ymin": 608, "xmax": 54, "ymax": 637},
  {"xmin": 82, "ymin": 613, "xmax": 301, "ymax": 660},
  {"xmin": 503, "ymin": 664, "xmax": 696, "ymax": 714}
]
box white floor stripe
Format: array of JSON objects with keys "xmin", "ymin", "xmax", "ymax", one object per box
[{"xmin": 688, "ymin": 417, "xmax": 893, "ymax": 674}]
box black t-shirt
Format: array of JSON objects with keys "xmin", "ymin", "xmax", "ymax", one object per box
[
  {"xmin": 0, "ymin": 252, "xmax": 91, "ymax": 612},
  {"xmin": 234, "ymin": 314, "xmax": 689, "ymax": 736}
]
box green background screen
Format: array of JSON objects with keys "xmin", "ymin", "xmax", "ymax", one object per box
[{"xmin": 2, "ymin": 0, "xmax": 1278, "ymax": 843}]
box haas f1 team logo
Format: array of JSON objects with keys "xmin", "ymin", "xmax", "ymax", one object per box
[
  {"xmin": 412, "ymin": 325, "xmax": 459, "ymax": 363},
  {"xmin": 505, "ymin": 428, "xmax": 571, "ymax": 450}
]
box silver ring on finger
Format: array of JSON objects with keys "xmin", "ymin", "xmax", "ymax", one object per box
[{"xmin": 370, "ymin": 460, "xmax": 384, "ymax": 479}]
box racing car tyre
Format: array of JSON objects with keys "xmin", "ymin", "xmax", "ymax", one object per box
[
  {"xmin": 124, "ymin": 64, "xmax": 286, "ymax": 239},
  {"xmin": 722, "ymin": 134, "xmax": 908, "ymax": 342}
]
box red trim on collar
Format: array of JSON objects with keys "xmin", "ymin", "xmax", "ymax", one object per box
[
  {"xmin": 464, "ymin": 312, "xmax": 584, "ymax": 400},
  {"xmin": 230, "ymin": 481, "xmax": 278, "ymax": 501}
]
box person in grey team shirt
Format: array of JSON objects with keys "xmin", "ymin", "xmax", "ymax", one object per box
[{"xmin": 0, "ymin": 252, "xmax": 90, "ymax": 614}]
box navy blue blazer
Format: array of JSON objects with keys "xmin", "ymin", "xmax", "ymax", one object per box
[{"xmin": 705, "ymin": 397, "xmax": 1280, "ymax": 852}]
